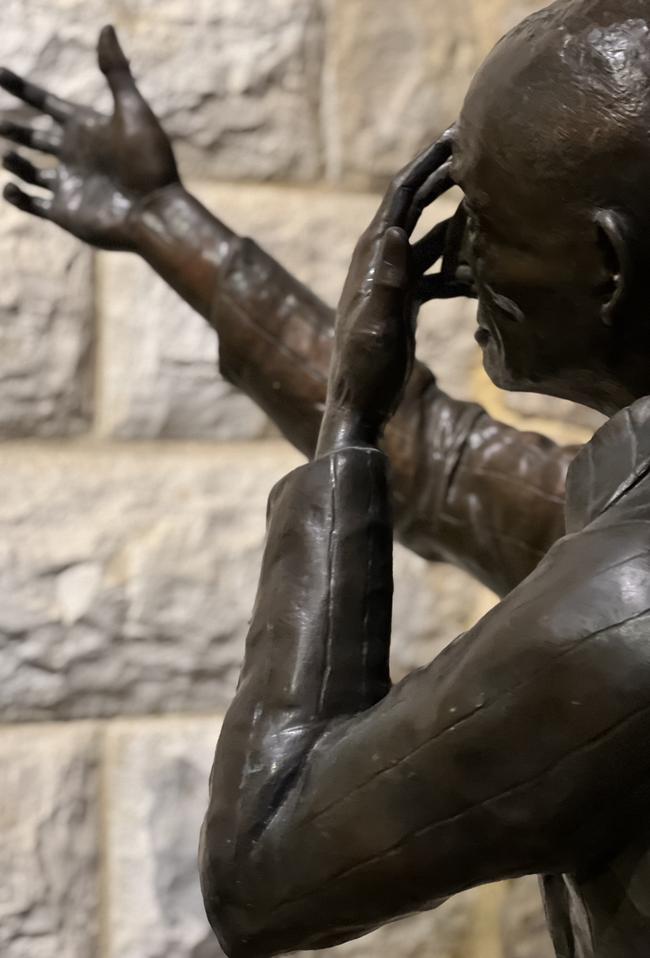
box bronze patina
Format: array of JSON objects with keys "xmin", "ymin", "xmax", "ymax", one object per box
[{"xmin": 5, "ymin": 4, "xmax": 650, "ymax": 955}]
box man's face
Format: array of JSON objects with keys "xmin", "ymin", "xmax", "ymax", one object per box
[{"xmin": 451, "ymin": 82, "xmax": 610, "ymax": 408}]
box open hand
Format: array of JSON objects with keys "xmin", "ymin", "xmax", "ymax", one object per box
[
  {"xmin": 317, "ymin": 131, "xmax": 474, "ymax": 454},
  {"xmin": 0, "ymin": 25, "xmax": 179, "ymax": 251}
]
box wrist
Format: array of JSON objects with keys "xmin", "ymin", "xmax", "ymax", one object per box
[
  {"xmin": 127, "ymin": 183, "xmax": 239, "ymax": 319},
  {"xmin": 316, "ymin": 403, "xmax": 379, "ymax": 457},
  {"xmin": 129, "ymin": 182, "xmax": 207, "ymax": 254}
]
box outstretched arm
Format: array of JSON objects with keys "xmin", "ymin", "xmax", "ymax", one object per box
[
  {"xmin": 199, "ymin": 141, "xmax": 650, "ymax": 958},
  {"xmin": 0, "ymin": 27, "xmax": 574, "ymax": 595}
]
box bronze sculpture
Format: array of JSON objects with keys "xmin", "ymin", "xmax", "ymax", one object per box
[{"xmin": 4, "ymin": 2, "xmax": 650, "ymax": 955}]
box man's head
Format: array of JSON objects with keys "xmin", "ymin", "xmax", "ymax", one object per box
[{"xmin": 453, "ymin": 0, "xmax": 650, "ymax": 414}]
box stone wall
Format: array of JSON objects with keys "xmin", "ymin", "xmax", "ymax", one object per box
[{"xmin": 0, "ymin": 2, "xmax": 603, "ymax": 956}]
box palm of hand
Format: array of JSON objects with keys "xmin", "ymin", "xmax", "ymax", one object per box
[
  {"xmin": 51, "ymin": 105, "xmax": 178, "ymax": 250},
  {"xmin": 0, "ymin": 25, "xmax": 179, "ymax": 251},
  {"xmin": 324, "ymin": 132, "xmax": 474, "ymax": 444},
  {"xmin": 332, "ymin": 227, "xmax": 416, "ymax": 430}
]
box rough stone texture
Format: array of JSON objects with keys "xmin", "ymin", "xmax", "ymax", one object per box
[
  {"xmin": 323, "ymin": 0, "xmax": 478, "ymax": 187},
  {"xmin": 0, "ymin": 443, "xmax": 483, "ymax": 721},
  {"xmin": 0, "ymin": 202, "xmax": 93, "ymax": 438},
  {"xmin": 96, "ymin": 252, "xmax": 271, "ymax": 442},
  {"xmin": 470, "ymin": 0, "xmax": 547, "ymax": 58},
  {"xmin": 501, "ymin": 877, "xmax": 555, "ymax": 958},
  {"xmin": 0, "ymin": 723, "xmax": 99, "ymax": 957},
  {"xmin": 502, "ymin": 391, "xmax": 607, "ymax": 434},
  {"xmin": 106, "ymin": 719, "xmax": 224, "ymax": 958},
  {"xmin": 0, "ymin": 0, "xmax": 324, "ymax": 182},
  {"xmin": 98, "ymin": 185, "xmax": 477, "ymax": 440},
  {"xmin": 106, "ymin": 717, "xmax": 482, "ymax": 958}
]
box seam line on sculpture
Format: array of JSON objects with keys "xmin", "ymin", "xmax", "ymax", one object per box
[
  {"xmin": 360, "ymin": 454, "xmax": 373, "ymax": 703},
  {"xmin": 318, "ymin": 455, "xmax": 338, "ymax": 713},
  {"xmin": 294, "ymin": 589, "xmax": 650, "ymax": 830},
  {"xmin": 453, "ymin": 464, "xmax": 566, "ymax": 503},
  {"xmin": 280, "ymin": 690, "xmax": 650, "ymax": 908},
  {"xmin": 437, "ymin": 514, "xmax": 547, "ymax": 557},
  {"xmin": 444, "ymin": 408, "xmax": 486, "ymax": 508}
]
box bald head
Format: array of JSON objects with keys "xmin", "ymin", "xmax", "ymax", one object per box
[
  {"xmin": 450, "ymin": 0, "xmax": 650, "ymax": 414},
  {"xmin": 458, "ymin": 0, "xmax": 650, "ymax": 209}
]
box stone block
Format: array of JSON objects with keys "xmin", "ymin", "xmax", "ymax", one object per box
[
  {"xmin": 106, "ymin": 718, "xmax": 225, "ymax": 958},
  {"xmin": 323, "ymin": 0, "xmax": 478, "ymax": 187},
  {"xmin": 97, "ymin": 185, "xmax": 477, "ymax": 440},
  {"xmin": 0, "ymin": 201, "xmax": 93, "ymax": 437},
  {"xmin": 0, "ymin": 723, "xmax": 99, "ymax": 957},
  {"xmin": 471, "ymin": 0, "xmax": 549, "ymax": 58},
  {"xmin": 502, "ymin": 391, "xmax": 606, "ymax": 435},
  {"xmin": 0, "ymin": 0, "xmax": 324, "ymax": 182},
  {"xmin": 106, "ymin": 717, "xmax": 482, "ymax": 958},
  {"xmin": 0, "ymin": 443, "xmax": 294, "ymax": 720},
  {"xmin": 0, "ymin": 442, "xmax": 482, "ymax": 720},
  {"xmin": 501, "ymin": 876, "xmax": 555, "ymax": 958}
]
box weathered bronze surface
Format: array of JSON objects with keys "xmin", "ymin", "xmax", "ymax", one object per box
[{"xmin": 5, "ymin": 4, "xmax": 650, "ymax": 956}]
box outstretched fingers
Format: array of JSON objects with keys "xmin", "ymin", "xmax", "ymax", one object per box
[
  {"xmin": 3, "ymin": 182, "xmax": 52, "ymax": 220},
  {"xmin": 0, "ymin": 68, "xmax": 75, "ymax": 123},
  {"xmin": 0, "ymin": 119, "xmax": 62, "ymax": 155},
  {"xmin": 98, "ymin": 25, "xmax": 142, "ymax": 106},
  {"xmin": 3, "ymin": 150, "xmax": 56, "ymax": 189}
]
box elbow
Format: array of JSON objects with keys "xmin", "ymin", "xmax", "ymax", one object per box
[
  {"xmin": 201, "ymin": 891, "xmax": 299, "ymax": 958},
  {"xmin": 200, "ymin": 828, "xmax": 301, "ymax": 958},
  {"xmin": 203, "ymin": 906, "xmax": 268, "ymax": 958}
]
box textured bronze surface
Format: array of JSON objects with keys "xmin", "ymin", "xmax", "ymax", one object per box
[{"xmin": 6, "ymin": 4, "xmax": 650, "ymax": 956}]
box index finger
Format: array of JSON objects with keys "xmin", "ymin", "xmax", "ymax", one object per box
[
  {"xmin": 0, "ymin": 69, "xmax": 75, "ymax": 123},
  {"xmin": 370, "ymin": 126, "xmax": 456, "ymax": 233}
]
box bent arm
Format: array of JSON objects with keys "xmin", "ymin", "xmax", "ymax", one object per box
[
  {"xmin": 134, "ymin": 186, "xmax": 575, "ymax": 596},
  {"xmin": 200, "ymin": 447, "xmax": 650, "ymax": 957}
]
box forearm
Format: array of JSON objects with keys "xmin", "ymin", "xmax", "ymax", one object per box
[
  {"xmin": 201, "ymin": 447, "xmax": 393, "ymax": 956},
  {"xmin": 131, "ymin": 184, "xmax": 236, "ymax": 317}
]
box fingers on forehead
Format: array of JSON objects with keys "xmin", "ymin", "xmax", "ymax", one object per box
[
  {"xmin": 373, "ymin": 135, "xmax": 455, "ymax": 232},
  {"xmin": 395, "ymin": 133, "xmax": 454, "ymax": 189},
  {"xmin": 412, "ymin": 160, "xmax": 454, "ymax": 209},
  {"xmin": 405, "ymin": 161, "xmax": 454, "ymax": 233}
]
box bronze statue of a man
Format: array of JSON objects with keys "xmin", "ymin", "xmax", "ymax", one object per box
[{"xmin": 4, "ymin": 1, "xmax": 650, "ymax": 955}]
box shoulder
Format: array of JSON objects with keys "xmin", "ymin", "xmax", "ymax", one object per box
[{"xmin": 450, "ymin": 520, "xmax": 650, "ymax": 709}]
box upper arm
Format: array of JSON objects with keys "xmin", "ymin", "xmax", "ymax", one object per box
[
  {"xmin": 387, "ymin": 370, "xmax": 577, "ymax": 596},
  {"xmin": 204, "ymin": 524, "xmax": 650, "ymax": 955}
]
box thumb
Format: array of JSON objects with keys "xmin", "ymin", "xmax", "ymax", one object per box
[
  {"xmin": 375, "ymin": 226, "xmax": 409, "ymax": 291},
  {"xmin": 98, "ymin": 25, "xmax": 138, "ymax": 102}
]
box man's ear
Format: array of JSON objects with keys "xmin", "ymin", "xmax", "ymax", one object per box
[{"xmin": 594, "ymin": 209, "xmax": 629, "ymax": 328}]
